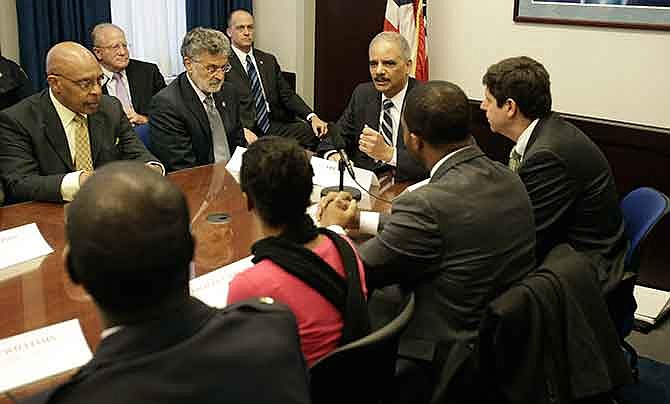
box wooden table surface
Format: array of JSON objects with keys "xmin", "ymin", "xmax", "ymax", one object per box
[{"xmin": 0, "ymin": 162, "xmax": 400, "ymax": 401}]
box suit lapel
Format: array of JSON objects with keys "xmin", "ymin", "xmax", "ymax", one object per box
[
  {"xmin": 40, "ymin": 92, "xmax": 75, "ymax": 170},
  {"xmin": 125, "ymin": 60, "xmax": 141, "ymax": 109},
  {"xmin": 254, "ymin": 51, "xmax": 272, "ymax": 97},
  {"xmin": 395, "ymin": 78, "xmax": 416, "ymax": 151},
  {"xmin": 178, "ymin": 73, "xmax": 213, "ymax": 155},
  {"xmin": 365, "ymin": 91, "xmax": 382, "ymax": 131},
  {"xmin": 87, "ymin": 113, "xmax": 106, "ymax": 166},
  {"xmin": 229, "ymin": 52, "xmax": 250, "ymax": 84}
]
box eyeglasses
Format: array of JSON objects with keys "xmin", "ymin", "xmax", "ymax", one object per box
[
  {"xmin": 192, "ymin": 60, "xmax": 232, "ymax": 75},
  {"xmin": 51, "ymin": 73, "xmax": 105, "ymax": 91},
  {"xmin": 95, "ymin": 43, "xmax": 129, "ymax": 53}
]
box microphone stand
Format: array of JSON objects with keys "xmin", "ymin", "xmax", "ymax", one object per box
[{"xmin": 320, "ymin": 152, "xmax": 362, "ymax": 201}]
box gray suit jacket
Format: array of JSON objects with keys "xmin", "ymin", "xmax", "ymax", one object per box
[
  {"xmin": 360, "ymin": 145, "xmax": 536, "ymax": 388},
  {"xmin": 0, "ymin": 90, "xmax": 156, "ymax": 203},
  {"xmin": 519, "ymin": 113, "xmax": 628, "ymax": 293}
]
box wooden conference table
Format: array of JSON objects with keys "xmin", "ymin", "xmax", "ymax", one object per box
[{"xmin": 0, "ymin": 162, "xmax": 400, "ymax": 400}]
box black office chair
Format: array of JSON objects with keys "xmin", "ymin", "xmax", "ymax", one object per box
[{"xmin": 309, "ymin": 292, "xmax": 415, "ymax": 404}]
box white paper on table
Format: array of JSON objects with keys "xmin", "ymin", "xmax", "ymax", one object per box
[
  {"xmin": 190, "ymin": 256, "xmax": 255, "ymax": 308},
  {"xmin": 0, "ymin": 223, "xmax": 54, "ymax": 271},
  {"xmin": 0, "ymin": 319, "xmax": 92, "ymax": 392},
  {"xmin": 633, "ymin": 285, "xmax": 670, "ymax": 321},
  {"xmin": 225, "ymin": 146, "xmax": 247, "ymax": 181}
]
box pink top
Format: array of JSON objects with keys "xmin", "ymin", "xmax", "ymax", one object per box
[{"xmin": 227, "ymin": 235, "xmax": 368, "ymax": 366}]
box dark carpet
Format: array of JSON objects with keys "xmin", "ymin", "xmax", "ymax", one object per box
[{"xmin": 615, "ymin": 357, "xmax": 670, "ymax": 404}]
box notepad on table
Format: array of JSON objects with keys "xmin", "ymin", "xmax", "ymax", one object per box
[{"xmin": 633, "ymin": 285, "xmax": 670, "ymax": 330}]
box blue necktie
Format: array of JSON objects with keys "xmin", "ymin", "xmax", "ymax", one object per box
[{"xmin": 246, "ymin": 55, "xmax": 270, "ymax": 134}]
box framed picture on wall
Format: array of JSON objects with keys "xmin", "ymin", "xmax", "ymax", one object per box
[{"xmin": 514, "ymin": 0, "xmax": 670, "ymax": 31}]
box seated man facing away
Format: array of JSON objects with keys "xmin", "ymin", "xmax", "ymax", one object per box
[
  {"xmin": 0, "ymin": 42, "xmax": 160, "ymax": 204},
  {"xmin": 320, "ymin": 81, "xmax": 536, "ymax": 403},
  {"xmin": 150, "ymin": 27, "xmax": 248, "ymax": 172},
  {"xmin": 227, "ymin": 136, "xmax": 370, "ymax": 366},
  {"xmin": 481, "ymin": 56, "xmax": 628, "ymax": 294},
  {"xmin": 91, "ymin": 23, "xmax": 166, "ymax": 125},
  {"xmin": 317, "ymin": 32, "xmax": 428, "ymax": 182},
  {"xmin": 22, "ymin": 161, "xmax": 311, "ymax": 404}
]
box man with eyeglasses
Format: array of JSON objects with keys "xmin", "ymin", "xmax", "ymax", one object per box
[
  {"xmin": 226, "ymin": 9, "xmax": 327, "ymax": 151},
  {"xmin": 149, "ymin": 27, "xmax": 248, "ymax": 172},
  {"xmin": 0, "ymin": 42, "xmax": 161, "ymax": 204},
  {"xmin": 91, "ymin": 23, "xmax": 166, "ymax": 126}
]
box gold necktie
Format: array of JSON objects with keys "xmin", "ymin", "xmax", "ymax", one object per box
[
  {"xmin": 73, "ymin": 114, "xmax": 93, "ymax": 172},
  {"xmin": 508, "ymin": 148, "xmax": 522, "ymax": 173}
]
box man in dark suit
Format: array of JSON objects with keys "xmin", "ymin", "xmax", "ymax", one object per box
[
  {"xmin": 91, "ymin": 23, "xmax": 166, "ymax": 125},
  {"xmin": 21, "ymin": 161, "xmax": 311, "ymax": 404},
  {"xmin": 149, "ymin": 27, "xmax": 247, "ymax": 172},
  {"xmin": 318, "ymin": 32, "xmax": 428, "ymax": 182},
  {"xmin": 225, "ymin": 9, "xmax": 327, "ymax": 150},
  {"xmin": 320, "ymin": 81, "xmax": 536, "ymax": 403},
  {"xmin": 0, "ymin": 42, "xmax": 160, "ymax": 204},
  {"xmin": 0, "ymin": 53, "xmax": 32, "ymax": 111},
  {"xmin": 481, "ymin": 56, "xmax": 628, "ymax": 294}
]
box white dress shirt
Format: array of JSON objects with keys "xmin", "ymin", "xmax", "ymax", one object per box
[
  {"xmin": 512, "ymin": 118, "xmax": 540, "ymax": 162},
  {"xmin": 379, "ymin": 81, "xmax": 409, "ymax": 167}
]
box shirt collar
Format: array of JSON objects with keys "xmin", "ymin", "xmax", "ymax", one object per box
[
  {"xmin": 100, "ymin": 325, "xmax": 124, "ymax": 340},
  {"xmin": 186, "ymin": 72, "xmax": 208, "ymax": 103},
  {"xmin": 100, "ymin": 65, "xmax": 125, "ymax": 81},
  {"xmin": 232, "ymin": 45, "xmax": 253, "ymax": 64},
  {"xmin": 430, "ymin": 145, "xmax": 472, "ymax": 178},
  {"xmin": 514, "ymin": 118, "xmax": 540, "ymax": 158},
  {"xmin": 382, "ymin": 80, "xmax": 409, "ymax": 110},
  {"xmin": 49, "ymin": 89, "xmax": 83, "ymax": 127}
]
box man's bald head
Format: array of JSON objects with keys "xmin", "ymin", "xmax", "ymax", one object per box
[
  {"xmin": 46, "ymin": 42, "xmax": 103, "ymax": 114},
  {"xmin": 227, "ymin": 9, "xmax": 255, "ymax": 52},
  {"xmin": 66, "ymin": 162, "xmax": 193, "ymax": 316}
]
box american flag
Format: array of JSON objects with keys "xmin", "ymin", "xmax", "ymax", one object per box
[{"xmin": 383, "ymin": 0, "xmax": 428, "ymax": 81}]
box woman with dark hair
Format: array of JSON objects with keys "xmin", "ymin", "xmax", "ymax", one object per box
[{"xmin": 227, "ymin": 136, "xmax": 369, "ymax": 365}]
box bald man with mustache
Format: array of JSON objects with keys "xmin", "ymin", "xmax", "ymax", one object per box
[{"xmin": 0, "ymin": 41, "xmax": 160, "ymax": 204}]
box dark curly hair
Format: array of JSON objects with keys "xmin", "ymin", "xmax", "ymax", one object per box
[{"xmin": 240, "ymin": 136, "xmax": 314, "ymax": 227}]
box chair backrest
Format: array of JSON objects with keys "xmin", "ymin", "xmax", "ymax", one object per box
[
  {"xmin": 620, "ymin": 187, "xmax": 670, "ymax": 268},
  {"xmin": 134, "ymin": 123, "xmax": 151, "ymax": 147},
  {"xmin": 309, "ymin": 292, "xmax": 415, "ymax": 404}
]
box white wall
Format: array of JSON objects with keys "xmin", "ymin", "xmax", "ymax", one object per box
[
  {"xmin": 428, "ymin": 0, "xmax": 670, "ymax": 128},
  {"xmin": 0, "ymin": 0, "xmax": 20, "ymax": 62},
  {"xmin": 254, "ymin": 0, "xmax": 315, "ymax": 108}
]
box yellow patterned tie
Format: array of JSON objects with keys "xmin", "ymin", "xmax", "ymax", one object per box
[
  {"xmin": 73, "ymin": 114, "xmax": 93, "ymax": 172},
  {"xmin": 508, "ymin": 148, "xmax": 522, "ymax": 173}
]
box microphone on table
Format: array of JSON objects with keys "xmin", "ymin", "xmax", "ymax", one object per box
[{"xmin": 320, "ymin": 123, "xmax": 362, "ymax": 201}]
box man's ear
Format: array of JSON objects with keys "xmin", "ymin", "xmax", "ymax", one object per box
[
  {"xmin": 63, "ymin": 245, "xmax": 80, "ymax": 285},
  {"xmin": 409, "ymin": 133, "xmax": 424, "ymax": 151},
  {"xmin": 505, "ymin": 98, "xmax": 518, "ymax": 119}
]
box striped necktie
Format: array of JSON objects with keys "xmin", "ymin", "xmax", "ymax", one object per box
[
  {"xmin": 509, "ymin": 148, "xmax": 522, "ymax": 173},
  {"xmin": 381, "ymin": 99, "xmax": 394, "ymax": 146},
  {"xmin": 73, "ymin": 114, "xmax": 93, "ymax": 172},
  {"xmin": 246, "ymin": 55, "xmax": 270, "ymax": 134}
]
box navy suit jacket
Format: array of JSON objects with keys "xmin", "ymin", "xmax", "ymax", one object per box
[
  {"xmin": 0, "ymin": 90, "xmax": 156, "ymax": 203},
  {"xmin": 225, "ymin": 48, "xmax": 313, "ymax": 131},
  {"xmin": 149, "ymin": 72, "xmax": 246, "ymax": 172},
  {"xmin": 318, "ymin": 78, "xmax": 428, "ymax": 182},
  {"xmin": 102, "ymin": 59, "xmax": 166, "ymax": 117}
]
